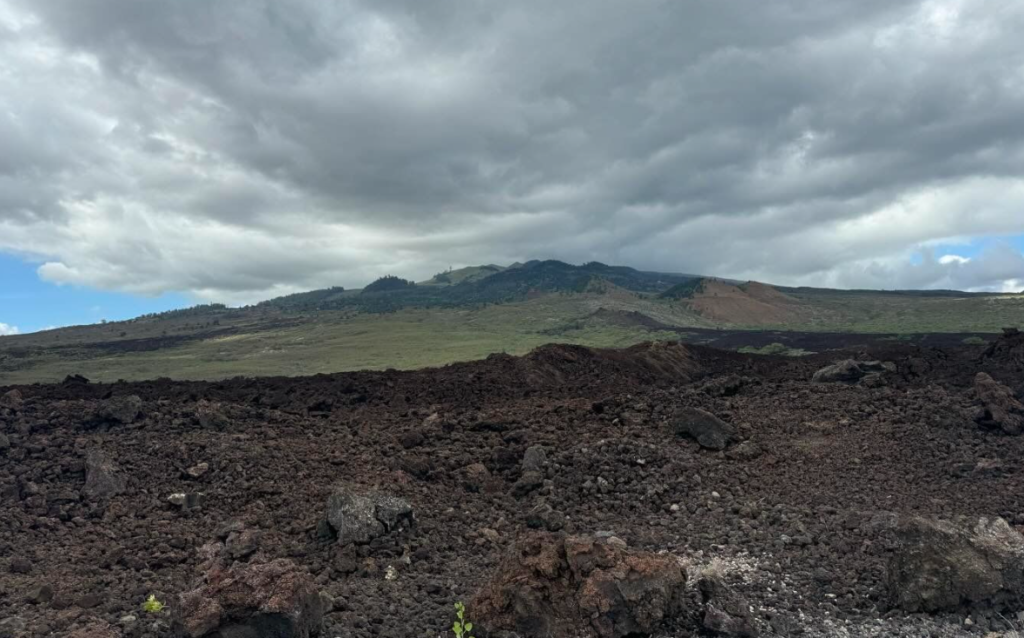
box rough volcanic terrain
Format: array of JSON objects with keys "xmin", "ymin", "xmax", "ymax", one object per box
[{"xmin": 3, "ymin": 335, "xmax": 1024, "ymax": 637}]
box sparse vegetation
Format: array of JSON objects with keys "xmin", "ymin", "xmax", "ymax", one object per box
[
  {"xmin": 142, "ymin": 594, "xmax": 165, "ymax": 614},
  {"xmin": 452, "ymin": 602, "xmax": 475, "ymax": 638},
  {"xmin": 963, "ymin": 336, "xmax": 988, "ymax": 345},
  {"xmin": 659, "ymin": 278, "xmax": 707, "ymax": 300}
]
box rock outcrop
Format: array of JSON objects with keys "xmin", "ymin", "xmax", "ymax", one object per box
[
  {"xmin": 83, "ymin": 450, "xmax": 127, "ymax": 501},
  {"xmin": 175, "ymin": 558, "xmax": 324, "ymax": 638},
  {"xmin": 811, "ymin": 359, "xmax": 890, "ymax": 384},
  {"xmin": 698, "ymin": 572, "xmax": 758, "ymax": 637},
  {"xmin": 982, "ymin": 327, "xmax": 1024, "ymax": 369},
  {"xmin": 472, "ymin": 532, "xmax": 688, "ymax": 638},
  {"xmin": 324, "ymin": 486, "xmax": 414, "ymax": 545},
  {"xmin": 98, "ymin": 395, "xmax": 143, "ymax": 425},
  {"xmin": 973, "ymin": 372, "xmax": 1024, "ymax": 435},
  {"xmin": 671, "ymin": 407, "xmax": 739, "ymax": 450},
  {"xmin": 888, "ymin": 516, "xmax": 1024, "ymax": 613}
]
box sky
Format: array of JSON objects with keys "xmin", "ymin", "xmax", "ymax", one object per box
[{"xmin": 1, "ymin": 0, "xmax": 1024, "ymax": 334}]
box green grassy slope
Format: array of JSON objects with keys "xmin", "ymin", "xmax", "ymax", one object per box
[{"xmin": 1, "ymin": 260, "xmax": 1021, "ymax": 384}]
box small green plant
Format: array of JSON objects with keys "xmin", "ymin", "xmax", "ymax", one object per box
[
  {"xmin": 143, "ymin": 594, "xmax": 165, "ymax": 614},
  {"xmin": 963, "ymin": 336, "xmax": 987, "ymax": 346},
  {"xmin": 452, "ymin": 601, "xmax": 475, "ymax": 638}
]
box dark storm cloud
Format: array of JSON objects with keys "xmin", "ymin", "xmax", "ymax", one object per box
[{"xmin": 1, "ymin": 0, "xmax": 1023, "ymax": 300}]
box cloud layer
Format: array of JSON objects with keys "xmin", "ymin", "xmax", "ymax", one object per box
[
  {"xmin": 0, "ymin": 323, "xmax": 20, "ymax": 336},
  {"xmin": 1, "ymin": 0, "xmax": 1023, "ymax": 302}
]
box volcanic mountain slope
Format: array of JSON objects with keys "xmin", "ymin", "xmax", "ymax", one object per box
[
  {"xmin": 2, "ymin": 259, "xmax": 1023, "ymax": 384},
  {"xmin": 4, "ymin": 334, "xmax": 1024, "ymax": 636}
]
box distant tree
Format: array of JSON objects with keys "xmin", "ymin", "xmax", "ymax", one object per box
[{"xmin": 362, "ymin": 275, "xmax": 416, "ymax": 294}]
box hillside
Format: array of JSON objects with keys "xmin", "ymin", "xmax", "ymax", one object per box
[{"xmin": 1, "ymin": 260, "xmax": 1022, "ymax": 384}]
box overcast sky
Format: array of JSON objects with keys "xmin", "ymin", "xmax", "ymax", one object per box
[{"xmin": 2, "ymin": 0, "xmax": 1024, "ymax": 330}]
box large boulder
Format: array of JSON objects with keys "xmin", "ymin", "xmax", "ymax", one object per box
[
  {"xmin": 83, "ymin": 450, "xmax": 127, "ymax": 501},
  {"xmin": 811, "ymin": 359, "xmax": 888, "ymax": 384},
  {"xmin": 888, "ymin": 516, "xmax": 1024, "ymax": 613},
  {"xmin": 196, "ymin": 400, "xmax": 230, "ymax": 430},
  {"xmin": 98, "ymin": 394, "xmax": 143, "ymax": 425},
  {"xmin": 175, "ymin": 558, "xmax": 323, "ymax": 638},
  {"xmin": 522, "ymin": 445, "xmax": 548, "ymax": 473},
  {"xmin": 0, "ymin": 389, "xmax": 22, "ymax": 410},
  {"xmin": 472, "ymin": 532, "xmax": 688, "ymax": 638},
  {"xmin": 982, "ymin": 327, "xmax": 1024, "ymax": 369},
  {"xmin": 698, "ymin": 573, "xmax": 758, "ymax": 637},
  {"xmin": 324, "ymin": 486, "xmax": 414, "ymax": 545},
  {"xmin": 671, "ymin": 407, "xmax": 739, "ymax": 450},
  {"xmin": 973, "ymin": 373, "xmax": 1024, "ymax": 435}
]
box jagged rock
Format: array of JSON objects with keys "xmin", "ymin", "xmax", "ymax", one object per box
[
  {"xmin": 512, "ymin": 471, "xmax": 545, "ymax": 498},
  {"xmin": 175, "ymin": 558, "xmax": 323, "ymax": 637},
  {"xmin": 9, "ymin": 557, "xmax": 31, "ymax": 574},
  {"xmin": 324, "ymin": 487, "xmax": 413, "ymax": 545},
  {"xmin": 26, "ymin": 584, "xmax": 54, "ymax": 605},
  {"xmin": 671, "ymin": 407, "xmax": 739, "ymax": 450},
  {"xmin": 473, "ymin": 532, "xmax": 688, "ymax": 638},
  {"xmin": 888, "ymin": 516, "xmax": 1024, "ymax": 613},
  {"xmin": 811, "ymin": 359, "xmax": 888, "ymax": 384},
  {"xmin": 196, "ymin": 400, "xmax": 230, "ymax": 429},
  {"xmin": 698, "ymin": 573, "xmax": 758, "ymax": 637},
  {"xmin": 0, "ymin": 389, "xmax": 22, "ymax": 410},
  {"xmin": 83, "ymin": 450, "xmax": 127, "ymax": 500},
  {"xmin": 0, "ymin": 433, "xmax": 9, "ymax": 451},
  {"xmin": 973, "ymin": 373, "xmax": 1024, "ymax": 435},
  {"xmin": 703, "ymin": 375, "xmax": 747, "ymax": 397},
  {"xmin": 462, "ymin": 463, "xmax": 492, "ymax": 492},
  {"xmin": 0, "ymin": 617, "xmax": 27, "ymax": 638},
  {"xmin": 398, "ymin": 430, "xmax": 425, "ymax": 449},
  {"xmin": 522, "ymin": 445, "xmax": 548, "ymax": 473},
  {"xmin": 982, "ymin": 327, "xmax": 1024, "ymax": 369},
  {"xmin": 226, "ymin": 528, "xmax": 262, "ymax": 560},
  {"xmin": 525, "ymin": 502, "xmax": 566, "ymax": 532},
  {"xmin": 99, "ymin": 394, "xmax": 142, "ymax": 425},
  {"xmin": 168, "ymin": 492, "xmax": 206, "ymax": 510},
  {"xmin": 187, "ymin": 462, "xmax": 210, "ymax": 479}
]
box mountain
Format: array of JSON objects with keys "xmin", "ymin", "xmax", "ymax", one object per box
[{"xmin": 1, "ymin": 260, "xmax": 1021, "ymax": 384}]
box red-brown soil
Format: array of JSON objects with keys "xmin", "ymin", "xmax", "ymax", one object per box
[
  {"xmin": 688, "ymin": 280, "xmax": 817, "ymax": 326},
  {"xmin": 2, "ymin": 336, "xmax": 1024, "ymax": 637}
]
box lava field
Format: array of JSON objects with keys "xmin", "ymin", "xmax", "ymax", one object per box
[{"xmin": 3, "ymin": 332, "xmax": 1024, "ymax": 638}]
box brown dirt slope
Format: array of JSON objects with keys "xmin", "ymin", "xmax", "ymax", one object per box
[{"xmin": 687, "ymin": 279, "xmax": 816, "ymax": 326}]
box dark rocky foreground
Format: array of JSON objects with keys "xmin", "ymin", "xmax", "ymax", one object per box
[{"xmin": 2, "ymin": 334, "xmax": 1024, "ymax": 637}]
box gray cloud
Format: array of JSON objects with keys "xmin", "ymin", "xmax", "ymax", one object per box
[{"xmin": 1, "ymin": 0, "xmax": 1023, "ymax": 302}]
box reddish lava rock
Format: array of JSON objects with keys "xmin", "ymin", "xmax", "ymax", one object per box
[
  {"xmin": 472, "ymin": 532, "xmax": 688, "ymax": 638},
  {"xmin": 175, "ymin": 558, "xmax": 324, "ymax": 638}
]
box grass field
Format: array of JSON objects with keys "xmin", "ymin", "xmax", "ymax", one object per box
[
  {"xmin": 0, "ymin": 296, "xmax": 680, "ymax": 383},
  {"xmin": 2, "ymin": 285, "xmax": 1021, "ymax": 385}
]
